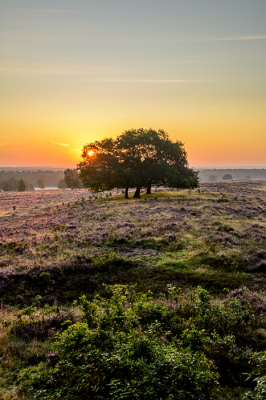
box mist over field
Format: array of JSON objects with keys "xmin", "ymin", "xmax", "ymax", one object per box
[{"xmin": 1, "ymin": 167, "xmax": 266, "ymax": 191}]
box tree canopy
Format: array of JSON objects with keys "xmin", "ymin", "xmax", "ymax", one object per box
[
  {"xmin": 57, "ymin": 179, "xmax": 67, "ymax": 189},
  {"xmin": 78, "ymin": 128, "xmax": 198, "ymax": 198},
  {"xmin": 17, "ymin": 179, "xmax": 26, "ymax": 192},
  {"xmin": 64, "ymin": 169, "xmax": 83, "ymax": 189},
  {"xmin": 222, "ymin": 174, "xmax": 233, "ymax": 181},
  {"xmin": 37, "ymin": 179, "xmax": 45, "ymax": 189}
]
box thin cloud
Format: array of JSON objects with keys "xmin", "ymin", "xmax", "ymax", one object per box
[
  {"xmin": 32, "ymin": 133, "xmax": 70, "ymax": 148},
  {"xmin": 135, "ymin": 79, "xmax": 231, "ymax": 83},
  {"xmin": 82, "ymin": 78, "xmax": 234, "ymax": 83},
  {"xmin": 1, "ymin": 67, "xmax": 234, "ymax": 83},
  {"xmin": 30, "ymin": 133, "xmax": 80, "ymax": 153},
  {"xmin": 4, "ymin": 6, "xmax": 81, "ymax": 13},
  {"xmin": 208, "ymin": 34, "xmax": 266, "ymax": 42},
  {"xmin": 0, "ymin": 65, "xmax": 123, "ymax": 76},
  {"xmin": 104, "ymin": 34, "xmax": 266, "ymax": 43}
]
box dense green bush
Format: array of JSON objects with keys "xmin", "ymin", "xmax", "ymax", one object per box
[{"xmin": 18, "ymin": 285, "xmax": 266, "ymax": 399}]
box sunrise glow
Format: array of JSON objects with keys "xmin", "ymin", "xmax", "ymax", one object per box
[{"xmin": 1, "ymin": 1, "xmax": 266, "ymax": 168}]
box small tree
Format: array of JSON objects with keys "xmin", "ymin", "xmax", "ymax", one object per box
[
  {"xmin": 8, "ymin": 177, "xmax": 18, "ymax": 191},
  {"xmin": 222, "ymin": 174, "xmax": 233, "ymax": 180},
  {"xmin": 208, "ymin": 175, "xmax": 217, "ymax": 182},
  {"xmin": 57, "ymin": 179, "xmax": 67, "ymax": 189},
  {"xmin": 37, "ymin": 179, "xmax": 45, "ymax": 189},
  {"xmin": 27, "ymin": 183, "xmax": 35, "ymax": 191},
  {"xmin": 64, "ymin": 169, "xmax": 83, "ymax": 189},
  {"xmin": 17, "ymin": 179, "xmax": 26, "ymax": 192}
]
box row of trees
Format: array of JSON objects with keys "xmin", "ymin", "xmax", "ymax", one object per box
[
  {"xmin": 0, "ymin": 178, "xmax": 46, "ymax": 192},
  {"xmin": 207, "ymin": 174, "xmax": 253, "ymax": 182},
  {"xmin": 0, "ymin": 177, "xmax": 45, "ymax": 192},
  {"xmin": 78, "ymin": 128, "xmax": 198, "ymax": 198},
  {"xmin": 0, "ymin": 172, "xmax": 82, "ymax": 191},
  {"xmin": 208, "ymin": 174, "xmax": 233, "ymax": 182},
  {"xmin": 0, "ymin": 170, "xmax": 64, "ymax": 187},
  {"xmin": 0, "ymin": 178, "xmax": 35, "ymax": 192},
  {"xmin": 199, "ymin": 169, "xmax": 266, "ymax": 182}
]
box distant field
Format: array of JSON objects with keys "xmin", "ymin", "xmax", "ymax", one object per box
[{"xmin": 1, "ymin": 181, "xmax": 266, "ymax": 399}]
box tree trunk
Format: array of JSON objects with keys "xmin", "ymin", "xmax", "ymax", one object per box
[
  {"xmin": 133, "ymin": 186, "xmax": 141, "ymax": 199},
  {"xmin": 125, "ymin": 188, "xmax": 129, "ymax": 199},
  {"xmin": 146, "ymin": 180, "xmax": 152, "ymax": 194}
]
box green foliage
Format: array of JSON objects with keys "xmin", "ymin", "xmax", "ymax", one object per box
[
  {"xmin": 18, "ymin": 305, "xmax": 37, "ymax": 320},
  {"xmin": 222, "ymin": 174, "xmax": 233, "ymax": 180},
  {"xmin": 18, "ymin": 285, "xmax": 221, "ymax": 399},
  {"xmin": 8, "ymin": 282, "xmax": 266, "ymax": 399},
  {"xmin": 217, "ymin": 194, "xmax": 229, "ymax": 203},
  {"xmin": 57, "ymin": 178, "xmax": 67, "ymax": 189},
  {"xmin": 244, "ymin": 352, "xmax": 266, "ymax": 398},
  {"xmin": 12, "ymin": 307, "xmax": 75, "ymax": 343},
  {"xmin": 18, "ymin": 178, "xmax": 27, "ymax": 192},
  {"xmin": 91, "ymin": 251, "xmax": 126, "ymax": 268},
  {"xmin": 64, "ymin": 169, "xmax": 83, "ymax": 189},
  {"xmin": 37, "ymin": 179, "xmax": 45, "ymax": 189},
  {"xmin": 24, "ymin": 283, "xmax": 266, "ymax": 399}
]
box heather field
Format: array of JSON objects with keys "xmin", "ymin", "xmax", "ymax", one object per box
[{"xmin": 1, "ymin": 181, "xmax": 266, "ymax": 399}]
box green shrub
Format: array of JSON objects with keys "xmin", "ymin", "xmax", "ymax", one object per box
[
  {"xmin": 18, "ymin": 285, "xmax": 266, "ymax": 399},
  {"xmin": 19, "ymin": 285, "xmax": 218, "ymax": 399}
]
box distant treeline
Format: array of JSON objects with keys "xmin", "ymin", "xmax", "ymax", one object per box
[
  {"xmin": 0, "ymin": 177, "xmax": 34, "ymax": 192},
  {"xmin": 198, "ymin": 169, "xmax": 266, "ymax": 182},
  {"xmin": 0, "ymin": 170, "xmax": 64, "ymax": 188},
  {"xmin": 1, "ymin": 168, "xmax": 265, "ymax": 190}
]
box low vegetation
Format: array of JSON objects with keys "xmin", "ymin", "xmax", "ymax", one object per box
[{"xmin": 0, "ymin": 180, "xmax": 266, "ymax": 398}]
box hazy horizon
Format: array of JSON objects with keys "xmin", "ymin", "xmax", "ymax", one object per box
[{"xmin": 1, "ymin": 165, "xmax": 266, "ymax": 171}]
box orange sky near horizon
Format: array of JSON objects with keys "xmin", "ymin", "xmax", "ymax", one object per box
[{"xmin": 1, "ymin": 1, "xmax": 266, "ymax": 168}]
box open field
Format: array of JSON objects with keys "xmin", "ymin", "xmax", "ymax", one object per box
[
  {"xmin": 1, "ymin": 181, "xmax": 266, "ymax": 398},
  {"xmin": 1, "ymin": 181, "xmax": 266, "ymax": 301}
]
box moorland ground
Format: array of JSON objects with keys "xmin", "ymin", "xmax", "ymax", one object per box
[{"xmin": 1, "ymin": 181, "xmax": 266, "ymax": 399}]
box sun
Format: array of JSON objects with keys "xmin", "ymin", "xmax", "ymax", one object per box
[{"xmin": 88, "ymin": 150, "xmax": 94, "ymax": 156}]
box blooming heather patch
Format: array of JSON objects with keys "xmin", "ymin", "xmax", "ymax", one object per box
[
  {"xmin": 0, "ymin": 181, "xmax": 266, "ymax": 400},
  {"xmin": 0, "ymin": 180, "xmax": 265, "ymax": 302}
]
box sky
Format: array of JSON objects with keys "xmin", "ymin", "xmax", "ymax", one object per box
[{"xmin": 1, "ymin": 0, "xmax": 266, "ymax": 167}]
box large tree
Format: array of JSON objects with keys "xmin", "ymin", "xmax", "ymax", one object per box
[
  {"xmin": 79, "ymin": 138, "xmax": 119, "ymax": 192},
  {"xmin": 78, "ymin": 128, "xmax": 198, "ymax": 198}
]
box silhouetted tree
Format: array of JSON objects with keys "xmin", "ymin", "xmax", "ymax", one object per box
[
  {"xmin": 222, "ymin": 174, "xmax": 233, "ymax": 180},
  {"xmin": 208, "ymin": 175, "xmax": 217, "ymax": 182},
  {"xmin": 18, "ymin": 179, "xmax": 26, "ymax": 192},
  {"xmin": 37, "ymin": 179, "xmax": 45, "ymax": 189},
  {"xmin": 57, "ymin": 179, "xmax": 67, "ymax": 189},
  {"xmin": 79, "ymin": 128, "xmax": 198, "ymax": 198},
  {"xmin": 64, "ymin": 169, "xmax": 83, "ymax": 189},
  {"xmin": 8, "ymin": 177, "xmax": 18, "ymax": 191}
]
